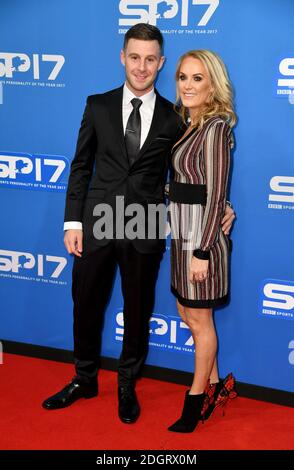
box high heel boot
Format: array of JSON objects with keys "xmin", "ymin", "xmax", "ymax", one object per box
[
  {"xmin": 168, "ymin": 391, "xmax": 205, "ymax": 433},
  {"xmin": 202, "ymin": 373, "xmax": 237, "ymax": 421}
]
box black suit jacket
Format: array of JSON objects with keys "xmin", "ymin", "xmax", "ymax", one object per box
[{"xmin": 64, "ymin": 86, "xmax": 182, "ymax": 253}]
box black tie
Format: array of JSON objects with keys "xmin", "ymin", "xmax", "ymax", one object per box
[{"xmin": 125, "ymin": 98, "xmax": 142, "ymax": 166}]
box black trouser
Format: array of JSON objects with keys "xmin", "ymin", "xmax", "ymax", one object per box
[{"xmin": 72, "ymin": 239, "xmax": 162, "ymax": 386}]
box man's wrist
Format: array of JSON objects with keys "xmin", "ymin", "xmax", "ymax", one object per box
[{"xmin": 64, "ymin": 221, "xmax": 83, "ymax": 231}]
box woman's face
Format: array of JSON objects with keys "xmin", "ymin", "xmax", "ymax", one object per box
[{"xmin": 177, "ymin": 56, "xmax": 213, "ymax": 119}]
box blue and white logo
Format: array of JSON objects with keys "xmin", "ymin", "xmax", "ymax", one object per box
[
  {"xmin": 268, "ymin": 176, "xmax": 294, "ymax": 211},
  {"xmin": 276, "ymin": 58, "xmax": 294, "ymax": 103},
  {"xmin": 118, "ymin": 0, "xmax": 219, "ymax": 31},
  {"xmin": 0, "ymin": 249, "xmax": 68, "ymax": 285},
  {"xmin": 0, "ymin": 53, "xmax": 65, "ymax": 81},
  {"xmin": 260, "ymin": 280, "xmax": 294, "ymax": 321},
  {"xmin": 289, "ymin": 340, "xmax": 294, "ymax": 365},
  {"xmin": 115, "ymin": 310, "xmax": 194, "ymax": 354},
  {"xmin": 0, "ymin": 152, "xmax": 69, "ymax": 191},
  {"xmin": 0, "ymin": 53, "xmax": 66, "ymax": 102}
]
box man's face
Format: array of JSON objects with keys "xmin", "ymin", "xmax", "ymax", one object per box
[{"xmin": 121, "ymin": 38, "xmax": 165, "ymax": 96}]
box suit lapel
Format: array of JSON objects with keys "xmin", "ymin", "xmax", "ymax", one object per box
[{"xmin": 107, "ymin": 86, "xmax": 128, "ymax": 163}]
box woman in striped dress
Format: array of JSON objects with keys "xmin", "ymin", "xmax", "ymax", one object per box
[{"xmin": 168, "ymin": 50, "xmax": 237, "ymax": 433}]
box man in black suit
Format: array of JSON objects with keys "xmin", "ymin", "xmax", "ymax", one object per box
[{"xmin": 42, "ymin": 24, "xmax": 234, "ymax": 423}]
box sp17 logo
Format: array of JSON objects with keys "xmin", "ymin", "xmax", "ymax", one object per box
[
  {"xmin": 289, "ymin": 340, "xmax": 294, "ymax": 365},
  {"xmin": 0, "ymin": 152, "xmax": 68, "ymax": 191},
  {"xmin": 278, "ymin": 58, "xmax": 294, "ymax": 88},
  {"xmin": 119, "ymin": 0, "xmax": 219, "ymax": 27},
  {"xmin": 261, "ymin": 280, "xmax": 294, "ymax": 321},
  {"xmin": 0, "ymin": 53, "xmax": 65, "ymax": 80},
  {"xmin": 0, "ymin": 249, "xmax": 67, "ymax": 279},
  {"xmin": 269, "ymin": 176, "xmax": 294, "ymax": 203},
  {"xmin": 276, "ymin": 58, "xmax": 294, "ymax": 98},
  {"xmin": 115, "ymin": 311, "xmax": 194, "ymax": 351}
]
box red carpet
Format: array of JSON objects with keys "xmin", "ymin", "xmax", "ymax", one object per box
[{"xmin": 0, "ymin": 353, "xmax": 293, "ymax": 450}]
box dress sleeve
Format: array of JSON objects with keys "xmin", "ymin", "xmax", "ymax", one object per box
[{"xmin": 193, "ymin": 120, "xmax": 232, "ymax": 260}]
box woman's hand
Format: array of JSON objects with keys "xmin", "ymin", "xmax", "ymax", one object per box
[
  {"xmin": 221, "ymin": 204, "xmax": 235, "ymax": 235},
  {"xmin": 189, "ymin": 257, "xmax": 209, "ymax": 283}
]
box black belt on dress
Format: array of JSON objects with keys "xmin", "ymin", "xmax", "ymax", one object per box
[{"xmin": 169, "ymin": 181, "xmax": 207, "ymax": 205}]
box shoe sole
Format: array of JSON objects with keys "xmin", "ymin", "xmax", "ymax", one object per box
[
  {"xmin": 42, "ymin": 391, "xmax": 98, "ymax": 410},
  {"xmin": 118, "ymin": 413, "xmax": 140, "ymax": 424}
]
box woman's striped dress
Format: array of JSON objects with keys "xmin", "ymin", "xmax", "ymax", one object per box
[{"xmin": 169, "ymin": 116, "xmax": 233, "ymax": 308}]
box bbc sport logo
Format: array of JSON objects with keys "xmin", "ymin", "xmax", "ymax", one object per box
[
  {"xmin": 0, "ymin": 249, "xmax": 68, "ymax": 285},
  {"xmin": 115, "ymin": 309, "xmax": 195, "ymax": 354},
  {"xmin": 260, "ymin": 280, "xmax": 294, "ymax": 321},
  {"xmin": 118, "ymin": 0, "xmax": 219, "ymax": 35},
  {"xmin": 268, "ymin": 176, "xmax": 294, "ymax": 211},
  {"xmin": 276, "ymin": 57, "xmax": 294, "ymax": 105},
  {"xmin": 0, "ymin": 152, "xmax": 69, "ymax": 192}
]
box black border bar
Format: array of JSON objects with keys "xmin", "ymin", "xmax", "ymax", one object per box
[{"xmin": 0, "ymin": 450, "xmax": 293, "ymax": 464}]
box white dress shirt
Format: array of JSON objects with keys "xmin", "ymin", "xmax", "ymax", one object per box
[{"xmin": 64, "ymin": 84, "xmax": 156, "ymax": 231}]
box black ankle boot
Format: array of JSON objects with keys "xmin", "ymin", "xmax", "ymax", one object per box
[{"xmin": 168, "ymin": 391, "xmax": 205, "ymax": 433}]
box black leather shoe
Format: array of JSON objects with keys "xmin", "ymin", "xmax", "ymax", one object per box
[
  {"xmin": 118, "ymin": 385, "xmax": 140, "ymax": 423},
  {"xmin": 42, "ymin": 378, "xmax": 98, "ymax": 410}
]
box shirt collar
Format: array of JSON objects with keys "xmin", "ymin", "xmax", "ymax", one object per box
[{"xmin": 123, "ymin": 83, "xmax": 155, "ymax": 106}]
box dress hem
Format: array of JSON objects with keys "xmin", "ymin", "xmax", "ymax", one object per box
[{"xmin": 171, "ymin": 286, "xmax": 229, "ymax": 308}]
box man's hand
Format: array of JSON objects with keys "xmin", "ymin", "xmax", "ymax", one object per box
[
  {"xmin": 64, "ymin": 229, "xmax": 83, "ymax": 257},
  {"xmin": 221, "ymin": 204, "xmax": 235, "ymax": 236}
]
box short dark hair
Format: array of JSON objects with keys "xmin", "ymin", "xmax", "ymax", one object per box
[{"xmin": 123, "ymin": 23, "xmax": 164, "ymax": 54}]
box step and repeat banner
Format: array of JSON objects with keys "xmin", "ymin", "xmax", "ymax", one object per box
[{"xmin": 0, "ymin": 1, "xmax": 293, "ymax": 393}]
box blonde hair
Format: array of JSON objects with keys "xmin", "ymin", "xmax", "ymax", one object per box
[{"xmin": 175, "ymin": 49, "xmax": 237, "ymax": 129}]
